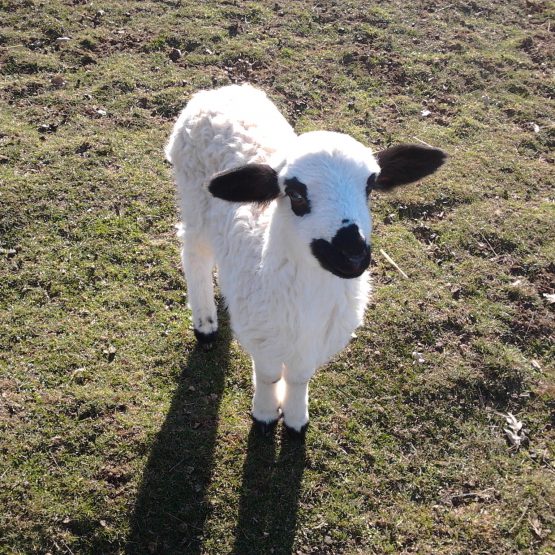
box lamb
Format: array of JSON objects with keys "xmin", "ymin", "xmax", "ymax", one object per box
[{"xmin": 165, "ymin": 84, "xmax": 446, "ymax": 437}]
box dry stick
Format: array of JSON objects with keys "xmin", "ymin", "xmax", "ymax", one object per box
[
  {"xmin": 49, "ymin": 451, "xmax": 62, "ymax": 471},
  {"xmin": 412, "ymin": 136, "xmax": 435, "ymax": 148},
  {"xmin": 380, "ymin": 249, "xmax": 409, "ymax": 279},
  {"xmin": 60, "ymin": 538, "xmax": 76, "ymax": 555},
  {"xmin": 509, "ymin": 503, "xmax": 530, "ymax": 534},
  {"xmin": 479, "ymin": 232, "xmax": 498, "ymax": 257}
]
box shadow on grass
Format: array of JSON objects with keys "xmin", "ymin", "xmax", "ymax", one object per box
[
  {"xmin": 232, "ymin": 428, "xmax": 306, "ymax": 555},
  {"xmin": 126, "ymin": 321, "xmax": 231, "ymax": 555},
  {"xmin": 127, "ymin": 314, "xmax": 307, "ymax": 555}
]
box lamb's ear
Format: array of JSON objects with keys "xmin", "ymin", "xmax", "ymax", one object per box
[
  {"xmin": 208, "ymin": 164, "xmax": 280, "ymax": 203},
  {"xmin": 374, "ymin": 144, "xmax": 447, "ymax": 191}
]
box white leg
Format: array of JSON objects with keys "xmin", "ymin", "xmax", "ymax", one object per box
[
  {"xmin": 282, "ymin": 365, "xmax": 312, "ymax": 435},
  {"xmin": 251, "ymin": 359, "xmax": 282, "ymax": 433},
  {"xmin": 180, "ymin": 230, "xmax": 218, "ymax": 345}
]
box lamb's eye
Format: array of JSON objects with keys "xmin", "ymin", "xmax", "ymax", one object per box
[
  {"xmin": 366, "ymin": 173, "xmax": 377, "ymax": 195},
  {"xmin": 288, "ymin": 190, "xmax": 304, "ymax": 203},
  {"xmin": 284, "ymin": 177, "xmax": 311, "ymax": 216}
]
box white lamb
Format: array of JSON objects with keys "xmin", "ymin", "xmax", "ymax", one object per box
[{"xmin": 166, "ymin": 84, "xmax": 445, "ymax": 437}]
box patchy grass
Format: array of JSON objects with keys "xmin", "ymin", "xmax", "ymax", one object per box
[{"xmin": 1, "ymin": 1, "xmax": 554, "ymax": 554}]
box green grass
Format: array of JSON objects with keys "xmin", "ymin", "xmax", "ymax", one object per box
[{"xmin": 1, "ymin": 1, "xmax": 554, "ymax": 553}]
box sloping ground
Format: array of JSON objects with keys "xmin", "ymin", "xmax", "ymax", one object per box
[{"xmin": 0, "ymin": 1, "xmax": 553, "ymax": 553}]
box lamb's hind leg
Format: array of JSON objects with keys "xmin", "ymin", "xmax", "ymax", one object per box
[{"xmin": 180, "ymin": 228, "xmax": 218, "ymax": 347}]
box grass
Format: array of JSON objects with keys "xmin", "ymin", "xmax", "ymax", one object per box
[{"xmin": 1, "ymin": 0, "xmax": 554, "ymax": 553}]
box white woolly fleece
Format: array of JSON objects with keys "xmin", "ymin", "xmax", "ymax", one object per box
[{"xmin": 167, "ymin": 84, "xmax": 377, "ymax": 432}]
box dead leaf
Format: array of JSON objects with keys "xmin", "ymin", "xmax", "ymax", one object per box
[
  {"xmin": 529, "ymin": 517, "xmax": 544, "ymax": 538},
  {"xmin": 501, "ymin": 412, "xmax": 525, "ymax": 449},
  {"xmin": 412, "ymin": 351, "xmax": 425, "ymax": 364}
]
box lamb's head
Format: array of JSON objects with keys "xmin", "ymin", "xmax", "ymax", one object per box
[{"xmin": 208, "ymin": 131, "xmax": 446, "ymax": 279}]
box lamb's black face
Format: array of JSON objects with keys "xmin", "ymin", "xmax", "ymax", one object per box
[{"xmin": 310, "ymin": 224, "xmax": 371, "ymax": 279}]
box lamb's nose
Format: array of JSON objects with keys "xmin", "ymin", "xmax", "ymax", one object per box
[
  {"xmin": 332, "ymin": 224, "xmax": 371, "ymax": 267},
  {"xmin": 346, "ymin": 250, "xmax": 369, "ymax": 266}
]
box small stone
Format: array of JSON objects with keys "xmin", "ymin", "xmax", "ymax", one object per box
[
  {"xmin": 169, "ymin": 48, "xmax": 182, "ymax": 62},
  {"xmin": 450, "ymin": 286, "xmax": 461, "ymax": 300},
  {"xmin": 38, "ymin": 123, "xmax": 57, "ymax": 133},
  {"xmin": 103, "ymin": 345, "xmax": 116, "ymax": 362},
  {"xmin": 51, "ymin": 436, "xmax": 63, "ymax": 446},
  {"xmin": 51, "ymin": 75, "xmax": 66, "ymax": 87},
  {"xmin": 71, "ymin": 368, "xmax": 86, "ymax": 384},
  {"xmin": 421, "ymin": 109, "xmax": 431, "ymax": 117},
  {"xmin": 531, "ymin": 359, "xmax": 542, "ymax": 371}
]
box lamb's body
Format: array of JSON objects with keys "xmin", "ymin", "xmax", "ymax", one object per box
[{"xmin": 166, "ymin": 84, "xmax": 445, "ymax": 434}]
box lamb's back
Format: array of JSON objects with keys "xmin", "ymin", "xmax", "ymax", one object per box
[{"xmin": 166, "ymin": 84, "xmax": 295, "ymax": 182}]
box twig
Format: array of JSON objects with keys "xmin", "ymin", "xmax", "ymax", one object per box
[
  {"xmin": 165, "ymin": 511, "xmax": 187, "ymax": 525},
  {"xmin": 523, "ymin": 311, "xmax": 536, "ymax": 342},
  {"xmin": 60, "ymin": 538, "xmax": 75, "ymax": 555},
  {"xmin": 380, "ymin": 249, "xmax": 409, "ymax": 279},
  {"xmin": 412, "ymin": 136, "xmax": 435, "ymax": 148},
  {"xmin": 509, "ymin": 503, "xmax": 530, "ymax": 533},
  {"xmin": 478, "ymin": 232, "xmax": 498, "ymax": 257},
  {"xmin": 168, "ymin": 459, "xmax": 185, "ymax": 473},
  {"xmin": 436, "ymin": 4, "xmax": 454, "ymax": 11},
  {"xmin": 49, "ymin": 451, "xmax": 62, "ymax": 471}
]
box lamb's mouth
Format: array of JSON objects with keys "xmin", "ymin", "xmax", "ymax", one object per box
[{"xmin": 310, "ymin": 238, "xmax": 371, "ymax": 279}]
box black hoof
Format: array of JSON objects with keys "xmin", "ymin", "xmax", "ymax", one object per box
[
  {"xmin": 284, "ymin": 422, "xmax": 308, "ymax": 440},
  {"xmin": 194, "ymin": 328, "xmax": 218, "ymax": 349},
  {"xmin": 252, "ymin": 415, "xmax": 279, "ymax": 437}
]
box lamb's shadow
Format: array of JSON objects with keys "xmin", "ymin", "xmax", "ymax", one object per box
[
  {"xmin": 127, "ymin": 321, "xmax": 231, "ymax": 555},
  {"xmin": 232, "ymin": 429, "xmax": 306, "ymax": 554},
  {"xmin": 127, "ymin": 310, "xmax": 306, "ymax": 554}
]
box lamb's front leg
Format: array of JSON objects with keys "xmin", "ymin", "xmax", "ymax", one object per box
[
  {"xmin": 282, "ymin": 365, "xmax": 313, "ymax": 437},
  {"xmin": 251, "ymin": 360, "xmax": 282, "ymax": 435}
]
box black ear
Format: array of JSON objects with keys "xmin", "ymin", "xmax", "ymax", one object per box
[
  {"xmin": 208, "ymin": 164, "xmax": 280, "ymax": 203},
  {"xmin": 374, "ymin": 144, "xmax": 447, "ymax": 191}
]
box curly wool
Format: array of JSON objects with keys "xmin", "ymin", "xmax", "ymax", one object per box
[{"xmin": 166, "ymin": 84, "xmax": 373, "ymax": 432}]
